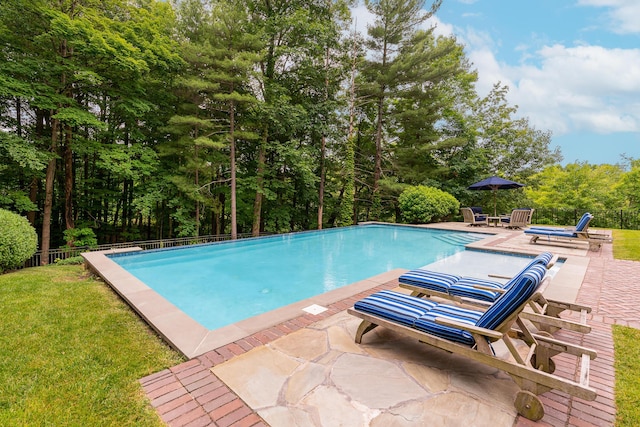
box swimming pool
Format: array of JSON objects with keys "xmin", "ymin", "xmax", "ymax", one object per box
[{"xmin": 110, "ymin": 224, "xmax": 483, "ymax": 330}]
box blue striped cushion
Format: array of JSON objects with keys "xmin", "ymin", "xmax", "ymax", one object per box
[
  {"xmin": 414, "ymin": 304, "xmax": 483, "ymax": 346},
  {"xmin": 575, "ymin": 213, "xmax": 592, "ymax": 231},
  {"xmin": 353, "ymin": 290, "xmax": 438, "ymax": 327},
  {"xmin": 525, "ymin": 229, "xmax": 577, "ymax": 238},
  {"xmin": 399, "ymin": 269, "xmax": 461, "ymax": 293},
  {"xmin": 449, "ymin": 251, "xmax": 553, "ymax": 302},
  {"xmin": 476, "ymin": 264, "xmax": 546, "ymax": 330},
  {"xmin": 449, "ymin": 278, "xmax": 502, "ymax": 302},
  {"xmin": 501, "ymin": 252, "xmax": 552, "ymax": 291}
]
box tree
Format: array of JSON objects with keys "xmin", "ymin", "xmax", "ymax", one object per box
[
  {"xmin": 359, "ymin": 0, "xmax": 442, "ymax": 219},
  {"xmin": 469, "ymin": 83, "xmax": 561, "ymax": 178},
  {"xmin": 208, "ymin": 0, "xmax": 262, "ymax": 239},
  {"xmin": 617, "ymin": 159, "xmax": 640, "ymax": 209},
  {"xmin": 526, "ymin": 163, "xmax": 625, "ymax": 210}
]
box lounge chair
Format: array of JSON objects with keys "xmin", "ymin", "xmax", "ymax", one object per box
[
  {"xmin": 501, "ymin": 208, "xmax": 534, "ymax": 229},
  {"xmin": 398, "ymin": 252, "xmax": 591, "ymax": 334},
  {"xmin": 527, "ymin": 212, "xmax": 591, "ymax": 233},
  {"xmin": 348, "ymin": 264, "xmax": 597, "ymax": 421},
  {"xmin": 461, "ymin": 207, "xmax": 488, "ymax": 226},
  {"xmin": 525, "ymin": 213, "xmax": 612, "ymax": 251}
]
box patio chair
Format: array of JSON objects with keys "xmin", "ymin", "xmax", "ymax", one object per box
[
  {"xmin": 461, "ymin": 207, "xmax": 488, "ymax": 226},
  {"xmin": 500, "ymin": 208, "xmax": 534, "ymax": 229},
  {"xmin": 348, "ymin": 264, "xmax": 597, "ymax": 421},
  {"xmin": 525, "ymin": 213, "xmax": 612, "ymax": 251},
  {"xmin": 398, "ymin": 252, "xmax": 591, "ymax": 334}
]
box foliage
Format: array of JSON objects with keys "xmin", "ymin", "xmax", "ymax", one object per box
[
  {"xmin": 0, "ymin": 131, "xmax": 48, "ymax": 212},
  {"xmin": 0, "ymin": 209, "xmax": 37, "ymax": 272},
  {"xmin": 398, "ymin": 185, "xmax": 459, "ymax": 223},
  {"xmin": 0, "ymin": 265, "xmax": 183, "ymax": 424},
  {"xmin": 613, "ymin": 325, "xmax": 640, "ymax": 426},
  {"xmin": 616, "ymin": 159, "xmax": 640, "ymax": 209},
  {"xmin": 525, "ymin": 163, "xmax": 625, "ymax": 210},
  {"xmin": 63, "ymin": 227, "xmax": 98, "ymax": 249},
  {"xmin": 53, "ymin": 255, "xmax": 85, "ymax": 265}
]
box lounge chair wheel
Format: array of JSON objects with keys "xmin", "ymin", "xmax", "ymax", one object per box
[{"xmin": 515, "ymin": 390, "xmax": 544, "ymax": 421}]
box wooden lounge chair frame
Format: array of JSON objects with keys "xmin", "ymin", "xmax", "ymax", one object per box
[
  {"xmin": 398, "ymin": 254, "xmax": 592, "ymax": 334},
  {"xmin": 348, "ymin": 277, "xmax": 597, "ymax": 421},
  {"xmin": 401, "ymin": 281, "xmax": 592, "ymax": 335},
  {"xmin": 526, "ymin": 215, "xmax": 612, "ymax": 251}
]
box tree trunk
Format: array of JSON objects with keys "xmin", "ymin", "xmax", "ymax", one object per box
[
  {"xmin": 318, "ymin": 134, "xmax": 325, "ymax": 229},
  {"xmin": 194, "ymin": 143, "xmax": 200, "ymax": 236},
  {"xmin": 229, "ymin": 98, "xmax": 237, "ymax": 239},
  {"xmin": 41, "ymin": 117, "xmax": 59, "ymax": 265},
  {"xmin": 252, "ymin": 129, "xmax": 267, "ymax": 237}
]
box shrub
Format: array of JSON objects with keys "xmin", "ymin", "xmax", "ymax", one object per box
[
  {"xmin": 53, "ymin": 256, "xmax": 85, "ymax": 265},
  {"xmin": 398, "ymin": 186, "xmax": 460, "ymax": 224},
  {"xmin": 63, "ymin": 227, "xmax": 98, "ymax": 249},
  {"xmin": 0, "ymin": 209, "xmax": 38, "ymax": 272}
]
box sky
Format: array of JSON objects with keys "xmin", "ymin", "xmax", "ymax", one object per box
[{"xmin": 352, "ymin": 0, "xmax": 640, "ymax": 166}]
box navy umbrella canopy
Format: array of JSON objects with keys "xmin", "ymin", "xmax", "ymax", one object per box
[{"xmin": 468, "ymin": 175, "xmax": 524, "ymax": 216}]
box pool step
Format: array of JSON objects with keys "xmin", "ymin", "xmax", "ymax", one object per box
[{"xmin": 433, "ymin": 233, "xmax": 482, "ymax": 246}]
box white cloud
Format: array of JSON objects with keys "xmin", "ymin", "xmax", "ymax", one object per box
[
  {"xmin": 578, "ymin": 0, "xmax": 640, "ymax": 34},
  {"xmin": 503, "ymin": 44, "xmax": 640, "ymax": 135},
  {"xmin": 454, "ymin": 18, "xmax": 640, "ymax": 137},
  {"xmin": 350, "ymin": 3, "xmax": 453, "ymax": 37}
]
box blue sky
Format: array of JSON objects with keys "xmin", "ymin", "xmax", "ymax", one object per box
[{"xmin": 353, "ymin": 0, "xmax": 640, "ymax": 165}]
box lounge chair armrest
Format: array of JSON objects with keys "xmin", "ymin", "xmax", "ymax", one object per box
[
  {"xmin": 531, "ymin": 332, "xmax": 598, "ymax": 359},
  {"xmin": 544, "ymin": 299, "xmax": 592, "ymax": 313},
  {"xmin": 434, "ymin": 317, "xmax": 503, "ymax": 340},
  {"xmin": 547, "ymin": 254, "xmax": 559, "ymax": 268},
  {"xmin": 519, "ymin": 311, "xmax": 591, "ymax": 334},
  {"xmin": 586, "ymin": 233, "xmax": 613, "ymax": 242}
]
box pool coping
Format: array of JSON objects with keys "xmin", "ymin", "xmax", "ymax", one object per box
[{"xmin": 82, "ymin": 248, "xmax": 405, "ymax": 358}]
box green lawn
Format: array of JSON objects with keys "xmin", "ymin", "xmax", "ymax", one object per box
[
  {"xmin": 1, "ymin": 230, "xmax": 639, "ymax": 425},
  {"xmin": 0, "ymin": 265, "xmax": 184, "ymax": 426},
  {"xmin": 611, "ymin": 229, "xmax": 640, "ymax": 426},
  {"xmin": 613, "ymin": 325, "xmax": 640, "ymax": 426},
  {"xmin": 612, "ymin": 229, "xmax": 640, "ymax": 261}
]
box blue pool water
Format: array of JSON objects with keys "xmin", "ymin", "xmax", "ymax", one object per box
[{"xmin": 110, "ymin": 224, "xmax": 484, "ymax": 329}]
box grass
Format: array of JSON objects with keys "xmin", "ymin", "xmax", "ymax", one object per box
[
  {"xmin": 613, "ymin": 325, "xmax": 640, "ymax": 426},
  {"xmin": 612, "ymin": 229, "xmax": 640, "ymax": 261},
  {"xmin": 610, "ymin": 229, "xmax": 640, "ymax": 426},
  {"xmin": 0, "ymin": 265, "xmax": 184, "ymax": 426}
]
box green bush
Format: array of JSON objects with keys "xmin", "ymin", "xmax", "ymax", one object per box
[
  {"xmin": 398, "ymin": 186, "xmax": 460, "ymax": 224},
  {"xmin": 53, "ymin": 256, "xmax": 85, "ymax": 265},
  {"xmin": 63, "ymin": 227, "xmax": 98, "ymax": 249},
  {"xmin": 0, "ymin": 209, "xmax": 38, "ymax": 272}
]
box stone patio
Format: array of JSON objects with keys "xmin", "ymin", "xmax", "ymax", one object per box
[{"xmin": 139, "ymin": 223, "xmax": 627, "ymax": 426}]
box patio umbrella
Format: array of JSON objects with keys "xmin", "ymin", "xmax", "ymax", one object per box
[{"xmin": 467, "ymin": 175, "xmax": 524, "ymax": 216}]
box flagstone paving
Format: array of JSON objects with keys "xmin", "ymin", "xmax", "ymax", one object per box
[{"xmin": 139, "ymin": 224, "xmax": 629, "ymax": 426}]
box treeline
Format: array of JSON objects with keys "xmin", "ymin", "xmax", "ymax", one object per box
[{"xmin": 1, "ymin": 0, "xmax": 566, "ymax": 261}]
